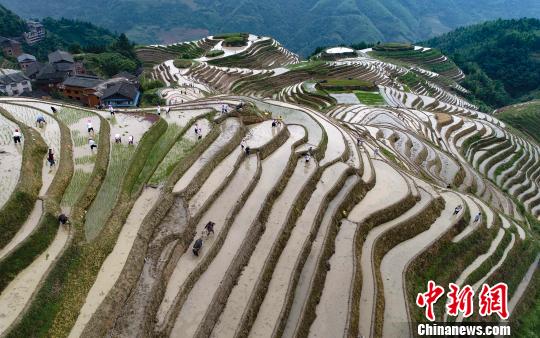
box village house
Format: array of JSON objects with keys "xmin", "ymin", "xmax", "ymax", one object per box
[
  {"xmin": 24, "ymin": 21, "xmax": 46, "ymax": 45},
  {"xmin": 0, "ymin": 68, "xmax": 32, "ymax": 96},
  {"xmin": 100, "ymin": 80, "xmax": 140, "ymax": 107},
  {"xmin": 0, "ymin": 37, "xmax": 22, "ymax": 58},
  {"xmin": 17, "ymin": 54, "xmax": 37, "ymax": 71},
  {"xmin": 59, "ymin": 74, "xmax": 103, "ymax": 106},
  {"xmin": 33, "ymin": 50, "xmax": 82, "ymax": 90}
]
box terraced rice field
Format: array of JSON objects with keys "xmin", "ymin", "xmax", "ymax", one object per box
[{"xmin": 0, "ymin": 35, "xmax": 538, "ymax": 338}]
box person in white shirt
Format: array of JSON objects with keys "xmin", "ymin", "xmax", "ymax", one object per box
[
  {"xmin": 13, "ymin": 129, "xmax": 21, "ymax": 144},
  {"xmin": 89, "ymin": 138, "xmax": 97, "ymax": 150},
  {"xmin": 128, "ymin": 135, "xmax": 134, "ymax": 145},
  {"xmin": 87, "ymin": 119, "xmax": 94, "ymax": 134},
  {"xmin": 157, "ymin": 105, "xmax": 161, "ymax": 116},
  {"xmin": 115, "ymin": 133, "xmax": 122, "ymax": 143},
  {"xmin": 108, "ymin": 104, "xmax": 115, "ymax": 116}
]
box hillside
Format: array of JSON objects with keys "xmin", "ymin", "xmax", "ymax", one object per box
[
  {"xmin": 424, "ymin": 18, "xmax": 540, "ymax": 110},
  {"xmin": 0, "ymin": 31, "xmax": 539, "ymax": 338},
  {"xmin": 496, "ymin": 100, "xmax": 540, "ymax": 144},
  {"xmin": 0, "ymin": 3, "xmax": 26, "ymax": 37},
  {"xmin": 1, "ymin": 0, "xmax": 540, "ymax": 55}
]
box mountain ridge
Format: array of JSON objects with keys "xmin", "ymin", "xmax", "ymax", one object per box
[{"xmin": 1, "ymin": 0, "xmax": 539, "ymax": 55}]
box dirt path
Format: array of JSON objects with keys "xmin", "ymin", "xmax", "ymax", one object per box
[
  {"xmin": 381, "ymin": 191, "xmax": 462, "ymax": 338},
  {"xmin": 69, "ymin": 187, "xmax": 160, "ymax": 338},
  {"xmin": 211, "ymin": 158, "xmax": 317, "ymax": 337},
  {"xmin": 0, "ymin": 225, "xmax": 69, "ymax": 335},
  {"xmin": 248, "ymin": 162, "xmax": 349, "ymax": 338},
  {"xmin": 156, "ymin": 155, "xmax": 259, "ymax": 327},
  {"xmin": 0, "ymin": 201, "xmax": 42, "ymax": 261},
  {"xmin": 167, "ymin": 127, "xmax": 305, "ymax": 337},
  {"xmin": 173, "ymin": 118, "xmax": 240, "ymax": 193},
  {"xmin": 358, "ymin": 189, "xmax": 433, "ymax": 337}
]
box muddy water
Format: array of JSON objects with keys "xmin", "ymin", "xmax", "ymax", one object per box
[
  {"xmin": 0, "ymin": 200, "xmax": 42, "ymax": 261},
  {"xmin": 249, "ymin": 162, "xmax": 349, "ymax": 338},
  {"xmin": 0, "ymin": 225, "xmax": 69, "ymax": 335},
  {"xmin": 282, "ymin": 176, "xmax": 359, "ymax": 338},
  {"xmin": 185, "ymin": 118, "xmax": 211, "ymax": 142},
  {"xmin": 69, "ymin": 187, "xmax": 160, "ymax": 338},
  {"xmin": 0, "ymin": 114, "xmax": 22, "ymax": 208},
  {"xmin": 358, "ymin": 189, "xmax": 432, "ymax": 338},
  {"xmin": 109, "ymin": 113, "xmax": 153, "ymax": 144},
  {"xmin": 244, "ymin": 120, "xmax": 279, "ymax": 149},
  {"xmin": 381, "ymin": 192, "xmax": 462, "ymax": 338},
  {"xmin": 156, "ymin": 155, "xmax": 258, "ymax": 327},
  {"xmin": 348, "ymin": 160, "xmax": 408, "ymax": 223},
  {"xmin": 173, "ymin": 118, "xmax": 240, "ymax": 194},
  {"xmin": 212, "ymin": 158, "xmax": 317, "ymax": 338},
  {"xmin": 308, "ymin": 219, "xmax": 356, "ymax": 338},
  {"xmin": 168, "ymin": 127, "xmax": 305, "ymax": 338},
  {"xmin": 188, "ymin": 148, "xmax": 243, "ymax": 217}
]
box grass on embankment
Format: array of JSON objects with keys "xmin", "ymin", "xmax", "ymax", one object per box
[
  {"xmin": 406, "ymin": 218, "xmax": 503, "ymax": 324},
  {"xmin": 511, "ymin": 257, "xmax": 540, "ymax": 337},
  {"xmin": 0, "ymin": 109, "xmax": 74, "ymax": 293},
  {"xmin": 354, "ymin": 91, "xmax": 385, "ymax": 105},
  {"xmin": 497, "ymin": 100, "xmax": 540, "ymax": 144},
  {"xmin": 84, "ymin": 143, "xmax": 137, "ymax": 240},
  {"xmin": 6, "ymin": 118, "xmax": 168, "ymax": 337},
  {"xmin": 0, "ymin": 110, "xmax": 46, "ymax": 249}
]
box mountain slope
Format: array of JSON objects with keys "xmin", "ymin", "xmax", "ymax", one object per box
[
  {"xmin": 423, "ymin": 18, "xmax": 540, "ymax": 109},
  {"xmin": 0, "ymin": 0, "xmax": 539, "ymax": 55}
]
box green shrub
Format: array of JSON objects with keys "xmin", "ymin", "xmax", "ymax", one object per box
[
  {"xmin": 205, "ymin": 50, "xmax": 225, "ymax": 57},
  {"xmin": 223, "ymin": 36, "xmax": 248, "ymax": 47},
  {"xmin": 372, "ymin": 42, "xmax": 414, "ymax": 51},
  {"xmin": 140, "ymin": 88, "xmax": 165, "ymax": 107},
  {"xmin": 173, "ymin": 58, "xmax": 192, "ymax": 68},
  {"xmin": 318, "ymin": 78, "xmax": 376, "ymax": 92}
]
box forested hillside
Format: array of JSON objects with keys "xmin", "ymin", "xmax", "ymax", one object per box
[
  {"xmin": 424, "ymin": 18, "xmax": 540, "ymax": 110},
  {"xmin": 0, "ymin": 3, "xmax": 26, "ymax": 36},
  {"xmin": 0, "ymin": 0, "xmax": 539, "ymax": 55}
]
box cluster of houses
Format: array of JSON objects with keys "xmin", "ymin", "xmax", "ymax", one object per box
[
  {"xmin": 0, "ymin": 47, "xmax": 141, "ymax": 107},
  {"xmin": 0, "ymin": 20, "xmax": 140, "ymax": 107}
]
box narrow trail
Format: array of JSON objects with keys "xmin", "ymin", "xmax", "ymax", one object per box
[{"xmin": 69, "ymin": 187, "xmax": 160, "ymax": 338}]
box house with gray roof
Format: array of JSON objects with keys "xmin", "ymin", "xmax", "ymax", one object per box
[{"xmin": 0, "ymin": 68, "xmax": 32, "ymax": 96}]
